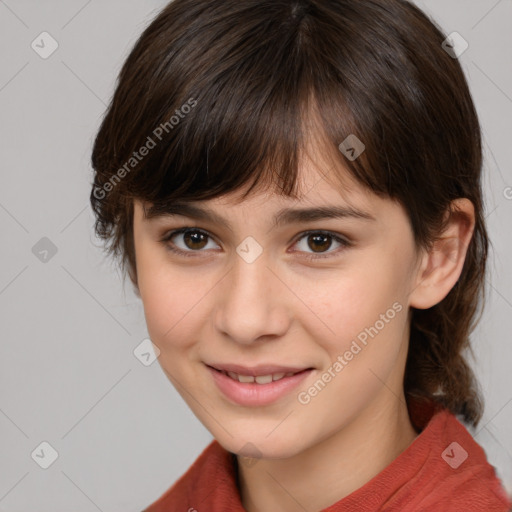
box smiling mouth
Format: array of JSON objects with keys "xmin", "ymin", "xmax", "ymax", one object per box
[
  {"xmin": 210, "ymin": 366, "xmax": 311, "ymax": 384},
  {"xmin": 207, "ymin": 365, "xmax": 315, "ymax": 406}
]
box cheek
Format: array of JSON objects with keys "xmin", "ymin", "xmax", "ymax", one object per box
[
  {"xmin": 308, "ymin": 256, "xmax": 409, "ymax": 360},
  {"xmin": 136, "ymin": 246, "xmax": 207, "ymax": 349},
  {"xmin": 301, "ymin": 271, "xmax": 409, "ymax": 415}
]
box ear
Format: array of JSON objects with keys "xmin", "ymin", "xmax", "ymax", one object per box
[{"xmin": 409, "ymin": 198, "xmax": 475, "ymax": 310}]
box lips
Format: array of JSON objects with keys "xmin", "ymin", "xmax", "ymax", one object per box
[
  {"xmin": 207, "ymin": 363, "xmax": 312, "ymax": 377},
  {"xmin": 207, "ymin": 364, "xmax": 314, "ymax": 406}
]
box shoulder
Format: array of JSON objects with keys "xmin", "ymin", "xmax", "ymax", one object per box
[
  {"xmin": 337, "ymin": 404, "xmax": 511, "ymax": 511},
  {"xmin": 395, "ymin": 408, "xmax": 511, "ymax": 511},
  {"xmin": 142, "ymin": 440, "xmax": 242, "ymax": 511}
]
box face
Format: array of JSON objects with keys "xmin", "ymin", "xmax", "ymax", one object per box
[{"xmin": 132, "ymin": 155, "xmax": 423, "ymax": 460}]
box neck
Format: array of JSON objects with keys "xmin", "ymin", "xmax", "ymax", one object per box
[{"xmin": 237, "ymin": 391, "xmax": 418, "ymax": 512}]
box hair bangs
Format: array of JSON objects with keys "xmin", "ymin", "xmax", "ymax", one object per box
[{"xmin": 103, "ymin": 1, "xmax": 385, "ymax": 216}]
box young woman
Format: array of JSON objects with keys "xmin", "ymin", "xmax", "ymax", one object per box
[{"xmin": 89, "ymin": 0, "xmax": 511, "ymax": 510}]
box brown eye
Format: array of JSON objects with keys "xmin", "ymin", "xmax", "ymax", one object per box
[
  {"xmin": 159, "ymin": 227, "xmax": 351, "ymax": 261},
  {"xmin": 293, "ymin": 231, "xmax": 351, "ymax": 261},
  {"xmin": 181, "ymin": 230, "xmax": 209, "ymax": 250},
  {"xmin": 160, "ymin": 228, "xmax": 219, "ymax": 257},
  {"xmin": 307, "ymin": 233, "xmax": 333, "ymax": 253}
]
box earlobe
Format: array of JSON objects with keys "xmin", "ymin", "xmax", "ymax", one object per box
[{"xmin": 409, "ymin": 198, "xmax": 475, "ymax": 310}]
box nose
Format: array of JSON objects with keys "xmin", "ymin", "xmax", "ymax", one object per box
[{"xmin": 213, "ymin": 254, "xmax": 291, "ymax": 345}]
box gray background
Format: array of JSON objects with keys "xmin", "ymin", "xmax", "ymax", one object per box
[{"xmin": 0, "ymin": 1, "xmax": 511, "ymax": 510}]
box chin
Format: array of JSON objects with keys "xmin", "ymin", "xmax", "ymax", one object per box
[{"xmin": 215, "ymin": 431, "xmax": 305, "ymax": 461}]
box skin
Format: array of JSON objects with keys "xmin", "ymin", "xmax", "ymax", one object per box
[{"xmin": 132, "ymin": 148, "xmax": 475, "ymax": 512}]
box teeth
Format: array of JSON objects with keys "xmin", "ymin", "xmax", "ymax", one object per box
[
  {"xmin": 223, "ymin": 370, "xmax": 298, "ymax": 384},
  {"xmin": 255, "ymin": 375, "xmax": 273, "ymax": 384}
]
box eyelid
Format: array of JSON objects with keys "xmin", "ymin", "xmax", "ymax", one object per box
[
  {"xmin": 159, "ymin": 227, "xmax": 220, "ymax": 257},
  {"xmin": 159, "ymin": 227, "xmax": 352, "ymax": 260},
  {"xmin": 289, "ymin": 230, "xmax": 352, "ymax": 260}
]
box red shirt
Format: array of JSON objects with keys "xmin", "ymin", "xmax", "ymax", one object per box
[{"xmin": 144, "ymin": 399, "xmax": 511, "ymax": 511}]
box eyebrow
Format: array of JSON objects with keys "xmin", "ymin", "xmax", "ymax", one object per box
[{"xmin": 144, "ymin": 202, "xmax": 376, "ymax": 230}]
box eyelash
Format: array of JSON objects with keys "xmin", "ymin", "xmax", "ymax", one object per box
[{"xmin": 159, "ymin": 227, "xmax": 352, "ymax": 262}]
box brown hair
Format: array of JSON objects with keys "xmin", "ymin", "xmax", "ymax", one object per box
[{"xmin": 90, "ymin": 0, "xmax": 488, "ymax": 426}]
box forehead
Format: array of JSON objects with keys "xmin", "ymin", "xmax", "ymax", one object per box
[
  {"xmin": 209, "ymin": 163, "xmax": 372, "ymax": 215},
  {"xmin": 134, "ymin": 158, "xmax": 386, "ymax": 232},
  {"xmin": 137, "ymin": 109, "xmax": 385, "ymax": 222}
]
